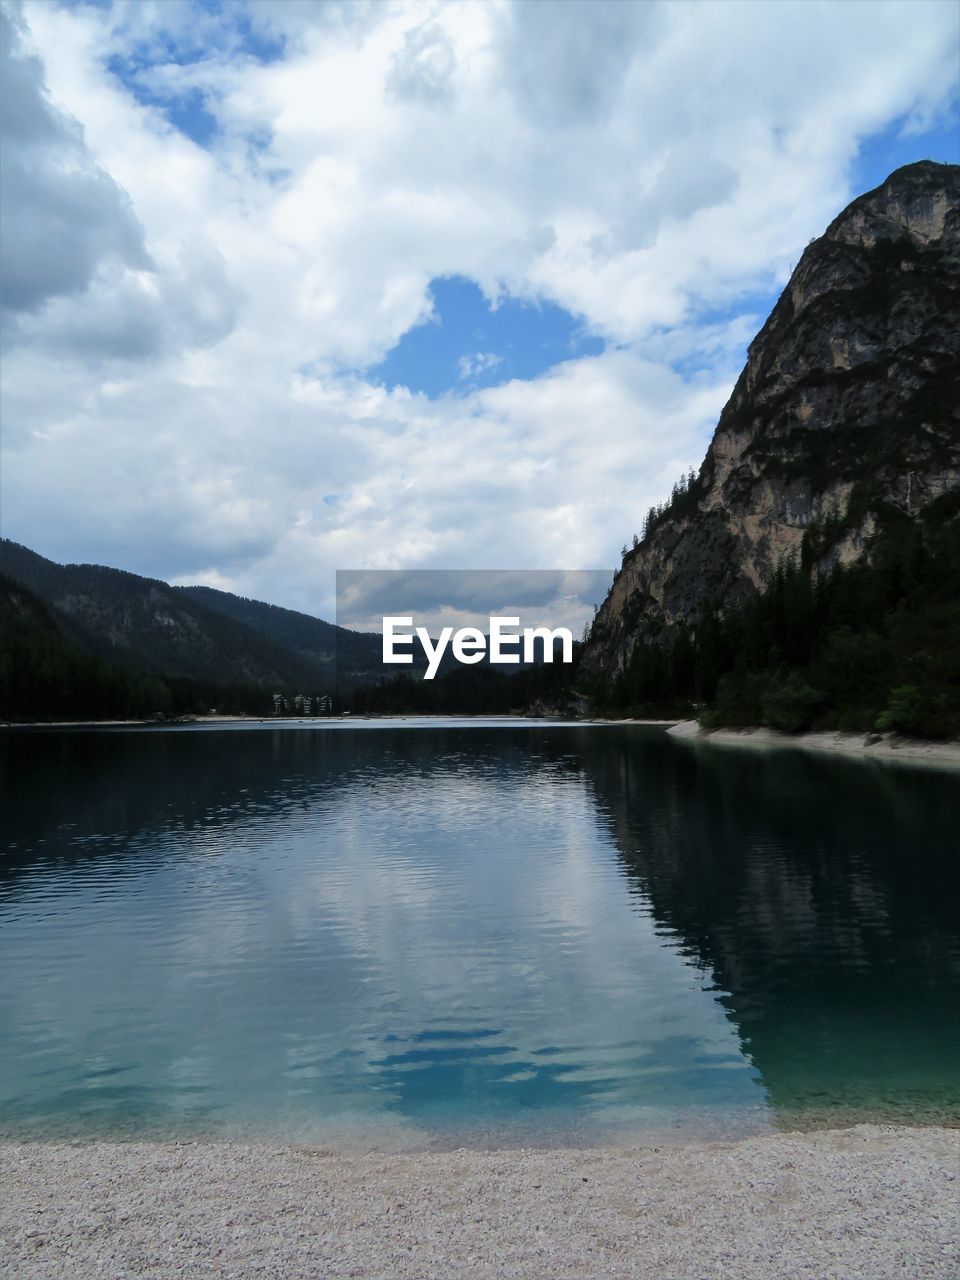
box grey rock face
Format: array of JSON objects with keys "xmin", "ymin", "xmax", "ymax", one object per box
[{"xmin": 585, "ymin": 161, "xmax": 960, "ymax": 674}]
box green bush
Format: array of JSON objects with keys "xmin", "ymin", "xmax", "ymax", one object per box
[
  {"xmin": 699, "ymin": 670, "xmax": 769, "ymax": 729},
  {"xmin": 761, "ymin": 673, "xmax": 824, "ymax": 732},
  {"xmin": 876, "ymin": 685, "xmax": 959, "ymax": 739},
  {"xmin": 876, "ymin": 685, "xmax": 924, "ymax": 733}
]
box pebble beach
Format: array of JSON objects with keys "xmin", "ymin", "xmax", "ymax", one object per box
[{"xmin": 2, "ymin": 1125, "xmax": 957, "ymax": 1279}]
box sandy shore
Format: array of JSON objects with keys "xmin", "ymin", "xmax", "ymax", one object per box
[
  {"xmin": 668, "ymin": 719, "xmax": 960, "ymax": 768},
  {"xmin": 2, "ymin": 1126, "xmax": 956, "ymax": 1279}
]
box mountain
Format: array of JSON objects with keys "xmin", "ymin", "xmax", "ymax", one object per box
[
  {"xmin": 0, "ymin": 540, "xmax": 340, "ymax": 693},
  {"xmin": 0, "ymin": 572, "xmax": 171, "ymax": 721},
  {"xmin": 585, "ymin": 161, "xmax": 960, "ymax": 678},
  {"xmin": 0, "ymin": 542, "xmax": 554, "ymax": 718},
  {"xmin": 177, "ymin": 585, "xmax": 341, "ymax": 660},
  {"xmin": 176, "ymin": 584, "xmax": 383, "ymax": 677}
]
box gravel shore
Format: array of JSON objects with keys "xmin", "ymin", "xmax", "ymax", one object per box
[
  {"xmin": 667, "ymin": 720, "xmax": 960, "ymax": 768},
  {"xmin": 1, "ymin": 1125, "xmax": 956, "ymax": 1279}
]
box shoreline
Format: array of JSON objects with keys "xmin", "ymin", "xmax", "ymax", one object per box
[
  {"xmin": 0, "ymin": 714, "xmax": 546, "ymax": 730},
  {"xmin": 2, "ymin": 1125, "xmax": 956, "ymax": 1278},
  {"xmin": 668, "ymin": 718, "xmax": 960, "ymax": 769},
  {"xmin": 0, "ymin": 714, "xmax": 677, "ymax": 730}
]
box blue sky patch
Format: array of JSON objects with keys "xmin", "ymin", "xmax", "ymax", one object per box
[
  {"xmin": 368, "ymin": 276, "xmax": 605, "ymax": 397},
  {"xmin": 671, "ymin": 118, "xmax": 960, "ymax": 383},
  {"xmin": 100, "ymin": 0, "xmax": 284, "ymax": 148},
  {"xmin": 852, "ymin": 113, "xmax": 959, "ymax": 194},
  {"xmin": 161, "ymin": 84, "xmax": 220, "ymax": 148},
  {"xmin": 105, "ymin": 53, "xmax": 221, "ymax": 146}
]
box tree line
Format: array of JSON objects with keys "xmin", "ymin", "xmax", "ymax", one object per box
[
  {"xmin": 589, "ymin": 503, "xmax": 960, "ymax": 739},
  {"xmin": 0, "ymin": 574, "xmax": 284, "ymax": 721}
]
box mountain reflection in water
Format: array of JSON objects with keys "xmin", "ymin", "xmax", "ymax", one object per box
[{"xmin": 1, "ymin": 722, "xmax": 956, "ymax": 1144}]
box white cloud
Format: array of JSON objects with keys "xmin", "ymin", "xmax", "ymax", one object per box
[
  {"xmin": 457, "ymin": 351, "xmax": 503, "ymax": 380},
  {"xmin": 1, "ymin": 0, "xmax": 957, "ymax": 614},
  {"xmin": 0, "ymin": 5, "xmax": 148, "ymax": 319}
]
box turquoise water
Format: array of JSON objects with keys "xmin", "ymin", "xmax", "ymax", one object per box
[{"xmin": 1, "ymin": 721, "xmax": 957, "ymax": 1146}]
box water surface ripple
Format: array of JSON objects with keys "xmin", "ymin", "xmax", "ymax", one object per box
[{"xmin": 1, "ymin": 721, "xmax": 957, "ymax": 1146}]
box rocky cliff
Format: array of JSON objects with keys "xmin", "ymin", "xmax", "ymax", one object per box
[{"xmin": 585, "ymin": 161, "xmax": 960, "ymax": 674}]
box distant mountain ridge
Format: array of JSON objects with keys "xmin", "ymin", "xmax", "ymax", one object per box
[
  {"xmin": 0, "ymin": 540, "xmax": 380, "ymax": 693},
  {"xmin": 177, "ymin": 585, "xmax": 340, "ymax": 662},
  {"xmin": 176, "ymin": 584, "xmax": 384, "ymax": 676},
  {"xmin": 0, "ymin": 542, "xmax": 582, "ymax": 719}
]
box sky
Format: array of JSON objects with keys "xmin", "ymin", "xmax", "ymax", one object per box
[
  {"xmin": 1, "ymin": 0, "xmax": 958, "ymax": 621},
  {"xmin": 336, "ymin": 569, "xmax": 614, "ymax": 637}
]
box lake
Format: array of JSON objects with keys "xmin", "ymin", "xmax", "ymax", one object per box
[{"xmin": 1, "ymin": 720, "xmax": 957, "ymax": 1147}]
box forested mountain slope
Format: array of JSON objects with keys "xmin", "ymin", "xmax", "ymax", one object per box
[
  {"xmin": 585, "ymin": 161, "xmax": 959, "ymax": 675},
  {"xmin": 0, "ymin": 540, "xmax": 335, "ymax": 692},
  {"xmin": 582, "ymin": 161, "xmax": 960, "ymax": 736}
]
